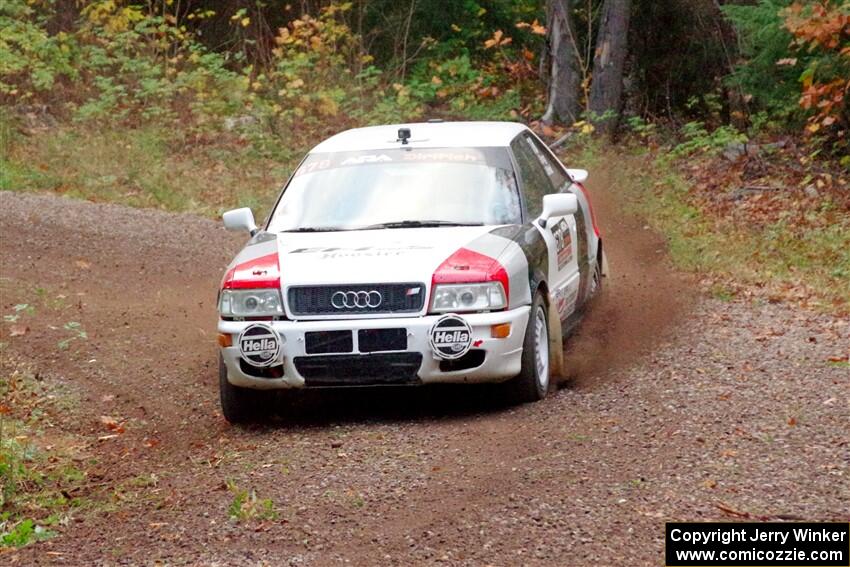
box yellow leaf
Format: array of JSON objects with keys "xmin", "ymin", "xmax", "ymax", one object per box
[
  {"xmin": 317, "ymin": 95, "xmax": 339, "ymax": 117},
  {"xmin": 531, "ymin": 20, "xmax": 546, "ymax": 35},
  {"xmin": 241, "ymin": 17, "xmax": 250, "ymax": 27}
]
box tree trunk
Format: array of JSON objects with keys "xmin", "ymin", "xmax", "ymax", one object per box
[
  {"xmin": 542, "ymin": 0, "xmax": 582, "ymax": 126},
  {"xmin": 588, "ymin": 0, "xmax": 632, "ymax": 136}
]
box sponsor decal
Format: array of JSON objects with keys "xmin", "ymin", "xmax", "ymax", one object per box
[
  {"xmin": 289, "ymin": 245, "xmax": 432, "ymax": 259},
  {"xmin": 400, "ymin": 151, "xmax": 482, "ymax": 163},
  {"xmin": 554, "ymin": 285, "xmax": 579, "ymax": 319},
  {"xmin": 340, "ymin": 154, "xmax": 392, "ymax": 166},
  {"xmin": 293, "ymin": 148, "xmax": 513, "ymax": 177},
  {"xmin": 238, "ymin": 323, "xmax": 282, "ymax": 367},
  {"xmin": 429, "ymin": 314, "xmax": 473, "ymax": 360},
  {"xmin": 551, "ymin": 218, "xmax": 573, "ymax": 270}
]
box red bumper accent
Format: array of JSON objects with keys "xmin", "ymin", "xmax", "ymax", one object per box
[{"xmin": 221, "ymin": 253, "xmax": 280, "ymax": 290}]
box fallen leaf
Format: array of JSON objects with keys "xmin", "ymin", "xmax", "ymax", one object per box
[
  {"xmin": 703, "ymin": 479, "xmax": 717, "ymax": 489},
  {"xmin": 75, "ymin": 260, "xmax": 91, "ymax": 269},
  {"xmin": 100, "ymin": 415, "xmax": 125, "ymax": 433},
  {"xmin": 9, "ymin": 325, "xmax": 28, "ymax": 337},
  {"xmin": 787, "ymin": 416, "xmax": 797, "ymax": 427}
]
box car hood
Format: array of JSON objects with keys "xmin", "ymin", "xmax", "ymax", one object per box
[{"xmin": 274, "ymin": 226, "xmax": 504, "ymax": 286}]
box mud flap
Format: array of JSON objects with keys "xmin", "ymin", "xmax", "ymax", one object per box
[{"xmin": 546, "ymin": 296, "xmax": 565, "ymax": 379}]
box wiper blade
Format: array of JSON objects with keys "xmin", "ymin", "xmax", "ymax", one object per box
[
  {"xmin": 356, "ymin": 220, "xmax": 484, "ymax": 230},
  {"xmin": 282, "ymin": 226, "xmax": 349, "ymax": 233}
]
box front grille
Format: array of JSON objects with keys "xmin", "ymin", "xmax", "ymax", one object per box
[
  {"xmin": 294, "ymin": 353, "xmax": 422, "ymax": 386},
  {"xmin": 288, "ymin": 283, "xmax": 426, "ymax": 316}
]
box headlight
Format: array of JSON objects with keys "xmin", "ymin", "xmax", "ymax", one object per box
[
  {"xmin": 430, "ymin": 282, "xmax": 506, "ymax": 313},
  {"xmin": 219, "ymin": 289, "xmax": 283, "ymax": 317}
]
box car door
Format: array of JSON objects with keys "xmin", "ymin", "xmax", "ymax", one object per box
[
  {"xmin": 510, "ymin": 133, "xmax": 581, "ymax": 325},
  {"xmin": 525, "ymin": 134, "xmax": 594, "ymax": 308}
]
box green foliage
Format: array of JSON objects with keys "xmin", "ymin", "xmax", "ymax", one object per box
[
  {"xmin": 0, "ymin": 1, "xmax": 80, "ymax": 99},
  {"xmin": 670, "ymin": 121, "xmax": 748, "ymax": 158},
  {"xmin": 1, "ymin": 1, "xmax": 539, "ymax": 216},
  {"xmin": 625, "ymin": 116, "xmax": 658, "ymax": 140},
  {"xmin": 0, "ymin": 434, "xmax": 57, "ymax": 548},
  {"xmin": 57, "ymin": 322, "xmax": 87, "ymax": 351},
  {"xmin": 722, "ymin": 0, "xmax": 803, "ymax": 127},
  {"xmin": 226, "ymin": 481, "xmax": 276, "ymax": 523},
  {"xmin": 0, "ymin": 365, "xmax": 91, "ymax": 550},
  {"xmin": 722, "ymin": 0, "xmax": 850, "ymax": 150},
  {"xmin": 0, "ymin": 517, "xmax": 53, "ymax": 548}
]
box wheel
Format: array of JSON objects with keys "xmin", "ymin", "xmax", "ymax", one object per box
[
  {"xmin": 507, "ymin": 291, "xmax": 551, "ymax": 403},
  {"xmin": 219, "ymin": 353, "xmax": 267, "ymax": 424}
]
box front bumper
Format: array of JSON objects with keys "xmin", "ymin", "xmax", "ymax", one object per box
[{"xmin": 218, "ymin": 307, "xmax": 530, "ymax": 389}]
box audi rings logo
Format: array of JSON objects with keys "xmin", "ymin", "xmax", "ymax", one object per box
[{"xmin": 331, "ymin": 290, "xmax": 383, "ymax": 309}]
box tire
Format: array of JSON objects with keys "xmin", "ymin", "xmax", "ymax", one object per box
[
  {"xmin": 219, "ymin": 353, "xmax": 267, "ymax": 424},
  {"xmin": 506, "ymin": 291, "xmax": 551, "ymax": 403}
]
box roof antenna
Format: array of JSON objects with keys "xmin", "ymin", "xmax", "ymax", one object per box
[{"xmin": 397, "ymin": 128, "xmax": 411, "ymax": 145}]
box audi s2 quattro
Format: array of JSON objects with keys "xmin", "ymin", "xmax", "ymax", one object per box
[{"xmin": 217, "ymin": 121, "xmax": 607, "ymax": 423}]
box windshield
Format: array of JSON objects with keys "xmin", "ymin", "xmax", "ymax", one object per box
[{"xmin": 267, "ymin": 147, "xmax": 521, "ymax": 232}]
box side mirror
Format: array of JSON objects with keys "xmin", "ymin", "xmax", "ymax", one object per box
[
  {"xmin": 538, "ymin": 194, "xmax": 579, "ymax": 228},
  {"xmin": 223, "ymin": 207, "xmax": 258, "ymax": 236},
  {"xmin": 566, "ymin": 168, "xmax": 589, "ymax": 184}
]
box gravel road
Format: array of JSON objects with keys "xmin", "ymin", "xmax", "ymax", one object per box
[{"xmin": 0, "ymin": 181, "xmax": 847, "ymax": 566}]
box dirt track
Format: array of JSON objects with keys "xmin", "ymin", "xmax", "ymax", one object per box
[{"xmin": 1, "ymin": 173, "xmax": 848, "ymax": 565}]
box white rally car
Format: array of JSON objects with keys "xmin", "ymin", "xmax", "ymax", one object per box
[{"xmin": 217, "ymin": 121, "xmax": 607, "ymax": 423}]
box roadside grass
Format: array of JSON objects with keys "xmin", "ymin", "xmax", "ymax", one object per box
[
  {"xmin": 564, "ymin": 140, "xmax": 850, "ymax": 314},
  {"xmin": 225, "ymin": 480, "xmax": 276, "ymax": 523},
  {"xmin": 0, "ymin": 361, "xmax": 93, "ymax": 549},
  {"xmin": 0, "ymin": 115, "xmax": 295, "ymax": 218}
]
